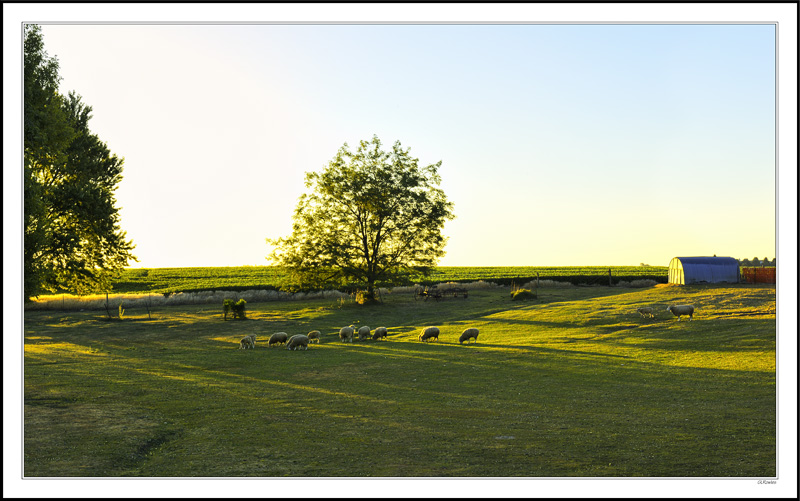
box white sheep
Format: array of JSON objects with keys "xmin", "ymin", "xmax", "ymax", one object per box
[
  {"xmin": 239, "ymin": 334, "xmax": 255, "ymax": 349},
  {"xmin": 269, "ymin": 332, "xmax": 289, "ymax": 347},
  {"xmin": 459, "ymin": 328, "xmax": 479, "ymax": 344},
  {"xmin": 286, "ymin": 334, "xmax": 310, "ymax": 351},
  {"xmin": 419, "ymin": 326, "xmax": 440, "ymax": 342},
  {"xmin": 637, "ymin": 307, "xmax": 655, "ymax": 319},
  {"xmin": 372, "ymin": 326, "xmax": 388, "ymax": 340},
  {"xmin": 307, "ymin": 330, "xmax": 321, "ymax": 343},
  {"xmin": 357, "ymin": 326, "xmax": 371, "ymax": 341},
  {"xmin": 666, "ymin": 304, "xmax": 695, "ymax": 321},
  {"xmin": 339, "ymin": 325, "xmax": 355, "ymax": 343}
]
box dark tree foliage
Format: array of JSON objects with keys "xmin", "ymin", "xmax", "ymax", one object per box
[
  {"xmin": 24, "ymin": 25, "xmax": 136, "ymax": 300},
  {"xmin": 267, "ymin": 136, "xmax": 455, "ymax": 302}
]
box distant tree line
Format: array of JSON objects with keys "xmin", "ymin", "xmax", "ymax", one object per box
[{"xmin": 739, "ymin": 257, "xmax": 776, "ymax": 267}]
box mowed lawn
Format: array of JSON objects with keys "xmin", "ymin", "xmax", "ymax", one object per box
[{"xmin": 23, "ymin": 284, "xmax": 776, "ymax": 477}]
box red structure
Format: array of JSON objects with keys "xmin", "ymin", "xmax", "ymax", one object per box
[{"xmin": 740, "ymin": 267, "xmax": 776, "ymax": 284}]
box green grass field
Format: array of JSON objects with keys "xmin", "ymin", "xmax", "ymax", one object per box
[{"xmin": 23, "ymin": 283, "xmax": 775, "ymax": 477}]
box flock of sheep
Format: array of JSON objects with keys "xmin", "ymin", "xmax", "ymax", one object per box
[
  {"xmin": 638, "ymin": 304, "xmax": 695, "ymax": 321},
  {"xmin": 238, "ymin": 331, "xmax": 321, "ymax": 350},
  {"xmin": 238, "ymin": 303, "xmax": 695, "ymax": 350},
  {"xmin": 238, "ymin": 325, "xmax": 480, "ymax": 350}
]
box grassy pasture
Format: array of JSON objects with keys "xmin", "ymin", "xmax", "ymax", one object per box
[{"xmin": 23, "ymin": 284, "xmax": 775, "ymax": 477}]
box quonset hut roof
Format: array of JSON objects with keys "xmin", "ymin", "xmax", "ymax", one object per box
[{"xmin": 668, "ymin": 256, "xmax": 739, "ymax": 285}]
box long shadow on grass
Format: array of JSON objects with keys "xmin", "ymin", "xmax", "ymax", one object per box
[
  {"xmin": 334, "ymin": 340, "xmax": 633, "ymax": 364},
  {"xmin": 26, "ymin": 333, "xmax": 776, "ymax": 476},
  {"xmin": 478, "ymin": 316, "xmax": 587, "ymax": 329},
  {"xmin": 599, "ymin": 318, "xmax": 776, "ymax": 353}
]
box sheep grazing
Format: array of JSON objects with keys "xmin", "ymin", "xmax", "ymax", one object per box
[
  {"xmin": 357, "ymin": 326, "xmax": 371, "ymax": 341},
  {"xmin": 307, "ymin": 330, "xmax": 321, "ymax": 343},
  {"xmin": 637, "ymin": 307, "xmax": 655, "ymax": 319},
  {"xmin": 339, "ymin": 325, "xmax": 355, "ymax": 343},
  {"xmin": 269, "ymin": 332, "xmax": 289, "ymax": 347},
  {"xmin": 419, "ymin": 326, "xmax": 440, "ymax": 342},
  {"xmin": 239, "ymin": 334, "xmax": 255, "ymax": 350},
  {"xmin": 459, "ymin": 328, "xmax": 479, "ymax": 344},
  {"xmin": 286, "ymin": 334, "xmax": 310, "ymax": 351},
  {"xmin": 372, "ymin": 326, "xmax": 388, "ymax": 340},
  {"xmin": 667, "ymin": 304, "xmax": 695, "ymax": 321}
]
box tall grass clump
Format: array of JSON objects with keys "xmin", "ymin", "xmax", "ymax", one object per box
[
  {"xmin": 382, "ymin": 281, "xmax": 501, "ymax": 295},
  {"xmin": 510, "ymin": 282, "xmax": 537, "ymax": 301},
  {"xmin": 521, "ymin": 279, "xmax": 574, "ymax": 289},
  {"xmin": 24, "ymin": 288, "xmax": 351, "ymax": 312},
  {"xmin": 438, "ymin": 280, "xmax": 501, "ymax": 290}
]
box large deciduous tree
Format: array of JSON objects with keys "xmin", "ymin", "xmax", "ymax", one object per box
[
  {"xmin": 24, "ymin": 24, "xmax": 136, "ymax": 300},
  {"xmin": 267, "ymin": 136, "xmax": 455, "ymax": 301}
]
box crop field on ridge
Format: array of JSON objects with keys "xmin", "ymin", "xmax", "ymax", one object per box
[
  {"xmin": 23, "ymin": 283, "xmax": 775, "ymax": 477},
  {"xmin": 101, "ymin": 265, "xmax": 670, "ymax": 295}
]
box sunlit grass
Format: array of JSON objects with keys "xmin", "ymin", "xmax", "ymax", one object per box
[{"xmin": 24, "ymin": 284, "xmax": 775, "ymax": 477}]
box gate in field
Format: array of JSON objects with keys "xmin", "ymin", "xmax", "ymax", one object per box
[{"xmin": 740, "ymin": 267, "xmax": 776, "ymax": 284}]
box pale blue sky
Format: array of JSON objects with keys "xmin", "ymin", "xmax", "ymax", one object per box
[{"xmin": 27, "ymin": 22, "xmax": 777, "ymax": 267}]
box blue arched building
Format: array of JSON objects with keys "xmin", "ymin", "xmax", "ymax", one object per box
[{"xmin": 668, "ymin": 256, "xmax": 740, "ymax": 285}]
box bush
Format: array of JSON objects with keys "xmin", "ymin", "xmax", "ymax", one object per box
[
  {"xmin": 232, "ymin": 299, "xmax": 247, "ymax": 319},
  {"xmin": 510, "ymin": 288, "xmax": 537, "ymax": 301},
  {"xmin": 223, "ymin": 299, "xmax": 235, "ymax": 320}
]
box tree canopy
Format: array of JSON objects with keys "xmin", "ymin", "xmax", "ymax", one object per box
[
  {"xmin": 267, "ymin": 136, "xmax": 455, "ymax": 301},
  {"xmin": 24, "ymin": 25, "xmax": 136, "ymax": 300}
]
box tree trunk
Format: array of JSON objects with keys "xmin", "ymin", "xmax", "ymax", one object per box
[{"xmin": 364, "ymin": 277, "xmax": 378, "ymax": 303}]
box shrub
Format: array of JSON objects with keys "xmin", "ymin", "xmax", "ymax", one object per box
[
  {"xmin": 223, "ymin": 299, "xmax": 235, "ymax": 320},
  {"xmin": 510, "ymin": 288, "xmax": 537, "ymax": 301},
  {"xmin": 232, "ymin": 299, "xmax": 247, "ymax": 319}
]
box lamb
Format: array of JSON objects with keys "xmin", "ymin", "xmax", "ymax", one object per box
[
  {"xmin": 637, "ymin": 307, "xmax": 655, "ymax": 319},
  {"xmin": 239, "ymin": 334, "xmax": 256, "ymax": 349},
  {"xmin": 286, "ymin": 334, "xmax": 310, "ymax": 351},
  {"xmin": 419, "ymin": 326, "xmax": 440, "ymax": 342},
  {"xmin": 268, "ymin": 332, "xmax": 289, "ymax": 347},
  {"xmin": 339, "ymin": 325, "xmax": 355, "ymax": 343},
  {"xmin": 357, "ymin": 326, "xmax": 371, "ymax": 341},
  {"xmin": 666, "ymin": 304, "xmax": 695, "ymax": 321},
  {"xmin": 307, "ymin": 330, "xmax": 321, "ymax": 343},
  {"xmin": 459, "ymin": 328, "xmax": 479, "ymax": 344},
  {"xmin": 372, "ymin": 326, "xmax": 388, "ymax": 340}
]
